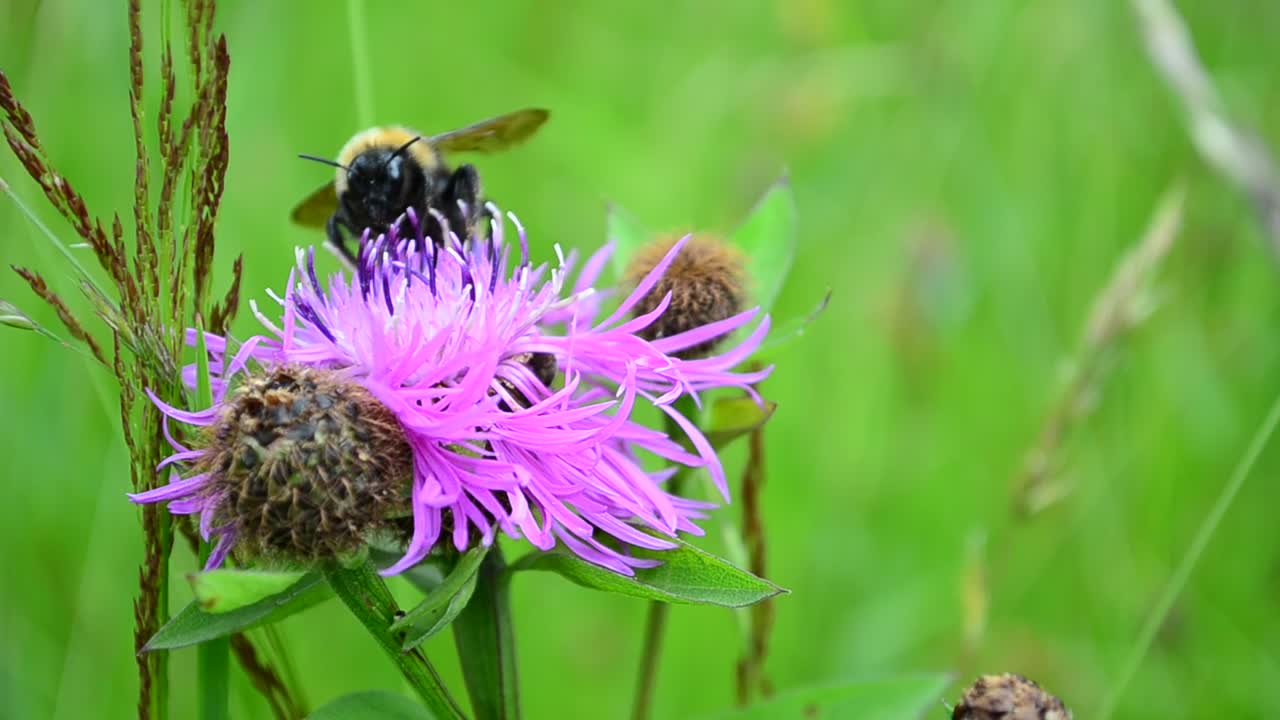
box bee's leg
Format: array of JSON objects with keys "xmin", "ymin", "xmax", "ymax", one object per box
[
  {"xmin": 325, "ymin": 214, "xmax": 358, "ymax": 270},
  {"xmin": 442, "ymin": 164, "xmax": 483, "ymax": 243}
]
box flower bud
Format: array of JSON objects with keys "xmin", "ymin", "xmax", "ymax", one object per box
[{"xmin": 624, "ymin": 233, "xmax": 747, "ymax": 359}]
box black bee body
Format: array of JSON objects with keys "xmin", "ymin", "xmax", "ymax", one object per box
[{"xmin": 291, "ymin": 109, "xmax": 549, "ymax": 266}]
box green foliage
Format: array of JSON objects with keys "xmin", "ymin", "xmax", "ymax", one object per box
[
  {"xmin": 700, "ymin": 674, "xmax": 952, "ymax": 720},
  {"xmin": 4, "ymin": 1, "xmax": 1280, "ymax": 718},
  {"xmin": 510, "ymin": 536, "xmax": 784, "ymax": 608},
  {"xmin": 606, "ymin": 177, "xmax": 799, "ymax": 316},
  {"xmin": 391, "ymin": 547, "xmax": 488, "ymax": 651},
  {"xmin": 702, "ymin": 396, "xmax": 777, "ymax": 450},
  {"xmin": 606, "ymin": 203, "xmax": 653, "ymax": 283},
  {"xmin": 144, "ymin": 573, "xmax": 329, "ymax": 651},
  {"xmin": 308, "ymin": 691, "xmax": 434, "ymax": 720},
  {"xmin": 188, "ymin": 569, "xmax": 310, "ymax": 614},
  {"xmin": 728, "ymin": 178, "xmax": 797, "ymax": 314},
  {"xmin": 451, "ymin": 550, "xmax": 521, "ymax": 720}
]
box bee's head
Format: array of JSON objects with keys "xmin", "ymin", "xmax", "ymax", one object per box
[{"xmin": 344, "ymin": 137, "xmax": 426, "ymax": 231}]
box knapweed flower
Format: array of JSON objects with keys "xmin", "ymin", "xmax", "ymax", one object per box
[
  {"xmin": 132, "ymin": 208, "xmax": 772, "ymax": 575},
  {"xmin": 624, "ymin": 232, "xmax": 747, "ymax": 358},
  {"xmin": 951, "ymin": 674, "xmax": 1073, "ymax": 720}
]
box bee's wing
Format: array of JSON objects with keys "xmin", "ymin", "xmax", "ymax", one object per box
[
  {"xmin": 290, "ymin": 181, "xmax": 339, "ymax": 228},
  {"xmin": 430, "ymin": 108, "xmax": 549, "ymax": 154}
]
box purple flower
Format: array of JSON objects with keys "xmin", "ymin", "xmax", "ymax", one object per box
[{"xmin": 132, "ymin": 209, "xmax": 772, "ymax": 575}]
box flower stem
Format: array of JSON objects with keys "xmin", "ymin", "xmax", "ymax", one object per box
[
  {"xmin": 630, "ymin": 601, "xmax": 670, "ymax": 720},
  {"xmin": 453, "ymin": 546, "xmax": 521, "ymax": 720},
  {"xmin": 1097, "ymin": 389, "xmax": 1280, "ymax": 720},
  {"xmin": 197, "ymin": 639, "xmax": 230, "ymax": 720},
  {"xmin": 324, "ymin": 561, "xmax": 469, "ymax": 720},
  {"xmin": 197, "ymin": 541, "xmax": 230, "ymax": 720},
  {"xmin": 631, "ymin": 401, "xmax": 697, "ymax": 720}
]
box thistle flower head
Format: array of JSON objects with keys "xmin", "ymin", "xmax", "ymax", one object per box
[
  {"xmin": 134, "ymin": 208, "xmax": 772, "ymax": 575},
  {"xmin": 134, "ymin": 365, "xmax": 413, "ymax": 566},
  {"xmin": 624, "ymin": 232, "xmax": 747, "ymax": 359},
  {"xmin": 952, "ymin": 674, "xmax": 1073, "ymax": 720}
]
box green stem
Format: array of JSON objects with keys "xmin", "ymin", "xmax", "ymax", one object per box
[
  {"xmin": 197, "ymin": 639, "xmax": 230, "ymax": 720},
  {"xmin": 324, "ymin": 562, "xmax": 469, "ymax": 720},
  {"xmin": 197, "ymin": 542, "xmax": 230, "ymax": 720},
  {"xmin": 630, "ymin": 602, "xmax": 670, "ymax": 720},
  {"xmin": 1097, "ymin": 390, "xmax": 1280, "ymax": 720},
  {"xmin": 631, "ymin": 400, "xmax": 697, "ymax": 720},
  {"xmin": 453, "ymin": 547, "xmax": 520, "ymax": 720}
]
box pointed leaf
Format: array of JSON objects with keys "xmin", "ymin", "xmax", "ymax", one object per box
[
  {"xmin": 700, "ymin": 674, "xmax": 952, "ymax": 720},
  {"xmin": 371, "ymin": 547, "xmax": 448, "ymax": 593},
  {"xmin": 510, "ymin": 535, "xmax": 784, "ymax": 608},
  {"xmin": 731, "ymin": 177, "xmax": 798, "ymax": 313},
  {"xmin": 193, "ymin": 321, "xmax": 214, "ymax": 408},
  {"xmin": 307, "ymin": 690, "xmax": 434, "ymax": 720},
  {"xmin": 452, "ymin": 549, "xmax": 521, "ymax": 720},
  {"xmin": 391, "ymin": 546, "xmax": 488, "ymax": 651},
  {"xmin": 606, "ymin": 202, "xmax": 653, "ymax": 282},
  {"xmin": 144, "ymin": 572, "xmax": 330, "ymax": 652},
  {"xmin": 704, "ymin": 397, "xmax": 777, "ymax": 450},
  {"xmin": 188, "ymin": 569, "xmax": 310, "ymax": 613},
  {"xmin": 755, "ymin": 289, "xmax": 831, "ymax": 356}
]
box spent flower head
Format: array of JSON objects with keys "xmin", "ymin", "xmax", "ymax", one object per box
[
  {"xmin": 951, "ymin": 673, "xmax": 1073, "ymax": 720},
  {"xmin": 132, "ymin": 208, "xmax": 772, "ymax": 575}
]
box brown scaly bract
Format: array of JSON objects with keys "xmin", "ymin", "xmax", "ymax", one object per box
[
  {"xmin": 202, "ymin": 366, "xmax": 414, "ymax": 563},
  {"xmin": 624, "ymin": 233, "xmax": 747, "ymax": 359},
  {"xmin": 952, "ymin": 673, "xmax": 1073, "ymax": 720}
]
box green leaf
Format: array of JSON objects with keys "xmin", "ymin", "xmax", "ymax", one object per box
[
  {"xmin": 754, "ymin": 289, "xmax": 831, "ymax": 357},
  {"xmin": 189, "ymin": 569, "xmax": 310, "ymax": 613},
  {"xmin": 192, "ymin": 331, "xmax": 226, "ymax": 720},
  {"xmin": 510, "ymin": 535, "xmax": 784, "ymax": 608},
  {"xmin": 144, "ymin": 572, "xmax": 330, "ymax": 652},
  {"xmin": 606, "ymin": 202, "xmax": 654, "ymax": 282},
  {"xmin": 452, "ymin": 548, "xmax": 521, "ymax": 720},
  {"xmin": 371, "ymin": 547, "xmax": 448, "ymax": 593},
  {"xmin": 391, "ymin": 546, "xmax": 488, "ymax": 651},
  {"xmin": 324, "ymin": 562, "xmax": 469, "ymax": 719},
  {"xmin": 194, "ymin": 323, "xmax": 214, "ymax": 408},
  {"xmin": 730, "ymin": 177, "xmax": 798, "ymax": 314},
  {"xmin": 307, "ymin": 690, "xmax": 434, "ymax": 720},
  {"xmin": 700, "ymin": 674, "xmax": 953, "ymax": 720},
  {"xmin": 704, "ymin": 397, "xmax": 777, "ymax": 450}
]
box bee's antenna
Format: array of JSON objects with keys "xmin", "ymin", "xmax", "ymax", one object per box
[
  {"xmin": 298, "ymin": 153, "xmax": 350, "ymax": 171},
  {"xmin": 387, "ymin": 136, "xmax": 423, "ymax": 165}
]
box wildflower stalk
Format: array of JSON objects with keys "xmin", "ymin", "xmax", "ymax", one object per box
[
  {"xmin": 1132, "ymin": 0, "xmax": 1280, "ymax": 260},
  {"xmin": 324, "ymin": 561, "xmax": 469, "ymax": 720},
  {"xmin": 1097, "ymin": 390, "xmax": 1280, "ymax": 720},
  {"xmin": 228, "ymin": 632, "xmax": 307, "ymax": 720},
  {"xmin": 631, "ymin": 600, "xmax": 672, "ymax": 720},
  {"xmin": 0, "ymin": 0, "xmax": 312, "ymax": 715},
  {"xmin": 193, "ymin": 337, "xmax": 229, "ymax": 720},
  {"xmin": 734, "ymin": 413, "xmax": 774, "ymax": 705},
  {"xmin": 453, "ymin": 547, "xmax": 521, "ymax": 720},
  {"xmin": 1012, "ymin": 187, "xmax": 1184, "ymax": 515},
  {"xmin": 196, "ymin": 599, "xmax": 231, "ymax": 720},
  {"xmin": 631, "ymin": 398, "xmax": 698, "ymax": 720}
]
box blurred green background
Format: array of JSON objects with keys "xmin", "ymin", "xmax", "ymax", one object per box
[{"xmin": 3, "ymin": 0, "xmax": 1280, "ymax": 717}]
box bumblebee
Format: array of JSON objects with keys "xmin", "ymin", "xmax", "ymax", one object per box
[{"xmin": 291, "ymin": 108, "xmax": 548, "ymax": 263}]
